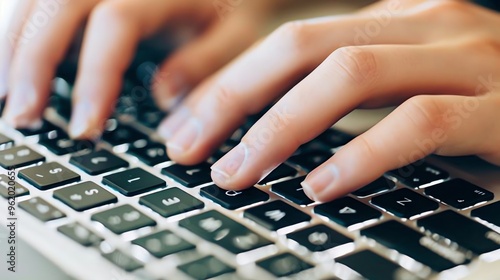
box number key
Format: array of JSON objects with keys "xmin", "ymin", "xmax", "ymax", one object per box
[
  {"xmin": 0, "ymin": 145, "xmax": 45, "ymax": 169},
  {"xmin": 19, "ymin": 162, "xmax": 80, "ymax": 190},
  {"xmin": 54, "ymin": 182, "xmax": 117, "ymax": 211},
  {"xmin": 91, "ymin": 204, "xmax": 156, "ymax": 234}
]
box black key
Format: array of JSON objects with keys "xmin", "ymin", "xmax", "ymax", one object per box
[
  {"xmin": 417, "ymin": 210, "xmax": 500, "ymax": 255},
  {"xmin": 19, "ymin": 197, "xmax": 65, "ymax": 222},
  {"xmin": 58, "ymin": 223, "xmax": 103, "ymax": 247},
  {"xmin": 425, "ymin": 179, "xmax": 494, "ymax": 209},
  {"xmin": 200, "ymin": 185, "xmax": 269, "ymax": 210},
  {"xmin": 287, "ymin": 224, "xmax": 352, "ymax": 252},
  {"xmin": 258, "ymin": 164, "xmax": 297, "ymax": 185},
  {"xmin": 210, "ymin": 139, "xmax": 239, "ymax": 161},
  {"xmin": 318, "ymin": 128, "xmax": 353, "ymax": 148},
  {"xmin": 0, "ymin": 133, "xmax": 14, "ymax": 149},
  {"xmin": 102, "ymin": 122, "xmax": 148, "ymax": 146},
  {"xmin": 287, "ymin": 151, "xmax": 332, "ymax": 172},
  {"xmin": 19, "ymin": 162, "xmax": 80, "ymax": 190},
  {"xmin": 137, "ymin": 106, "xmax": 166, "ymax": 129},
  {"xmin": 103, "ymin": 168, "xmax": 165, "ymax": 196},
  {"xmin": 179, "ymin": 210, "xmax": 272, "ymax": 254},
  {"xmin": 0, "ymin": 145, "xmax": 45, "ymax": 169},
  {"xmin": 244, "ymin": 200, "xmax": 310, "ymax": 231},
  {"xmin": 39, "ymin": 137, "xmax": 94, "ymax": 155},
  {"xmin": 271, "ymin": 176, "xmax": 314, "ymax": 206},
  {"xmin": 371, "ymin": 188, "xmax": 439, "ymax": 219},
  {"xmin": 17, "ymin": 120, "xmax": 58, "ymax": 136},
  {"xmin": 161, "ymin": 163, "xmax": 212, "ymax": 188},
  {"xmin": 70, "ymin": 150, "xmax": 129, "ymax": 175},
  {"xmin": 91, "ymin": 204, "xmax": 156, "ymax": 234},
  {"xmin": 178, "ymin": 256, "xmax": 235, "ymax": 280},
  {"xmin": 336, "ymin": 250, "xmax": 417, "ymax": 280},
  {"xmin": 0, "ymin": 174, "xmax": 29, "ymax": 198},
  {"xmin": 127, "ymin": 142, "xmax": 169, "ymax": 166},
  {"xmin": 102, "ymin": 250, "xmax": 143, "ymax": 272},
  {"xmin": 471, "ymin": 201, "xmax": 500, "ymax": 227},
  {"xmin": 361, "ymin": 220, "xmax": 462, "ymax": 271},
  {"xmin": 388, "ymin": 162, "xmax": 448, "ymax": 188},
  {"xmin": 257, "ymin": 253, "xmax": 313, "ymax": 277},
  {"xmin": 140, "ymin": 188, "xmax": 204, "ymax": 217},
  {"xmin": 54, "ymin": 182, "xmax": 117, "ymax": 211},
  {"xmin": 314, "ymin": 197, "xmax": 381, "ymax": 227},
  {"xmin": 132, "ymin": 230, "xmax": 195, "ymax": 258},
  {"xmin": 352, "ymin": 177, "xmax": 395, "ymax": 197}
]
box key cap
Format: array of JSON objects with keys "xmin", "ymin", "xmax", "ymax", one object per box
[
  {"xmin": 102, "ymin": 249, "xmax": 143, "ymax": 272},
  {"xmin": 287, "ymin": 224, "xmax": 352, "ymax": 252},
  {"xmin": 54, "ymin": 182, "xmax": 117, "ymax": 211},
  {"xmin": 258, "ymin": 164, "xmax": 297, "ymax": 185},
  {"xmin": 127, "ymin": 141, "xmax": 169, "ymax": 166},
  {"xmin": 0, "ymin": 133, "xmax": 14, "ymax": 149},
  {"xmin": 352, "ymin": 177, "xmax": 396, "ymax": 197},
  {"xmin": 388, "ymin": 162, "xmax": 448, "ymax": 188},
  {"xmin": 271, "ymin": 176, "xmax": 314, "ymax": 206},
  {"xmin": 140, "ymin": 188, "xmax": 204, "ymax": 217},
  {"xmin": 0, "ymin": 145, "xmax": 45, "ymax": 169},
  {"xmin": 360, "ymin": 220, "xmax": 463, "ymax": 271},
  {"xmin": 161, "ymin": 163, "xmax": 212, "ymax": 188},
  {"xmin": 19, "ymin": 197, "xmax": 65, "ymax": 222},
  {"xmin": 200, "ymin": 185, "xmax": 269, "ymax": 210},
  {"xmin": 70, "ymin": 150, "xmax": 129, "ymax": 175},
  {"xmin": 471, "ymin": 201, "xmax": 500, "ymax": 227},
  {"xmin": 178, "ymin": 256, "xmax": 235, "ymax": 280},
  {"xmin": 417, "ymin": 210, "xmax": 500, "ymax": 255},
  {"xmin": 137, "ymin": 106, "xmax": 166, "ymax": 129},
  {"xmin": 132, "ymin": 230, "xmax": 195, "ymax": 258},
  {"xmin": 39, "ymin": 137, "xmax": 94, "ymax": 156},
  {"xmin": 102, "ymin": 122, "xmax": 148, "ymax": 146},
  {"xmin": 58, "ymin": 223, "xmax": 103, "ymax": 247},
  {"xmin": 244, "ymin": 200, "xmax": 310, "ymax": 231},
  {"xmin": 317, "ymin": 128, "xmax": 353, "ymax": 148},
  {"xmin": 336, "ymin": 250, "xmax": 418, "ymax": 280},
  {"xmin": 371, "ymin": 188, "xmax": 439, "ymax": 219},
  {"xmin": 17, "ymin": 120, "xmax": 58, "ymax": 136},
  {"xmin": 257, "ymin": 253, "xmax": 313, "ymax": 277},
  {"xmin": 102, "ymin": 168, "xmax": 165, "ymax": 196},
  {"xmin": 314, "ymin": 197, "xmax": 381, "ymax": 227},
  {"xmin": 425, "ymin": 179, "xmax": 494, "ymax": 209},
  {"xmin": 0, "ymin": 174, "xmax": 29, "ymax": 198},
  {"xmin": 91, "ymin": 204, "xmax": 156, "ymax": 234},
  {"xmin": 287, "ymin": 151, "xmax": 332, "ymax": 172},
  {"xmin": 19, "ymin": 162, "xmax": 80, "ymax": 190},
  {"xmin": 179, "ymin": 210, "xmax": 272, "ymax": 254}
]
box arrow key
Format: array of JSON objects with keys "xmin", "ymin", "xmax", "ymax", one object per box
[{"xmin": 54, "ymin": 182, "xmax": 117, "ymax": 211}]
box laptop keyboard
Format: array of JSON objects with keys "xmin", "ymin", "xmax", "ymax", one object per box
[{"xmin": 0, "ymin": 95, "xmax": 499, "ymax": 280}]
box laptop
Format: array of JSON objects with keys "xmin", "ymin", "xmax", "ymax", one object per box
[{"xmin": 0, "ymin": 56, "xmax": 499, "ymax": 280}]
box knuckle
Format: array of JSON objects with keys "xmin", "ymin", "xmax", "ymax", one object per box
[
  {"xmin": 272, "ymin": 20, "xmax": 312, "ymax": 54},
  {"xmin": 462, "ymin": 36, "xmax": 500, "ymax": 56},
  {"xmin": 328, "ymin": 46, "xmax": 379, "ymax": 85},
  {"xmin": 401, "ymin": 96, "xmax": 448, "ymax": 134},
  {"xmin": 416, "ymin": 0, "xmax": 476, "ymax": 25}
]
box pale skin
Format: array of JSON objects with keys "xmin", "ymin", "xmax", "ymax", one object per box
[{"xmin": 1, "ymin": 0, "xmax": 500, "ymax": 203}]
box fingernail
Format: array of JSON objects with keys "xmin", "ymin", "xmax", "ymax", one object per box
[
  {"xmin": 158, "ymin": 106, "xmax": 190, "ymax": 140},
  {"xmin": 68, "ymin": 100, "xmax": 93, "ymax": 138},
  {"xmin": 3, "ymin": 85, "xmax": 38, "ymax": 127},
  {"xmin": 302, "ymin": 164, "xmax": 339, "ymax": 202},
  {"xmin": 211, "ymin": 143, "xmax": 248, "ymax": 184},
  {"xmin": 166, "ymin": 117, "xmax": 202, "ymax": 153}
]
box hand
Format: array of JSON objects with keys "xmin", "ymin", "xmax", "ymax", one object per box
[
  {"xmin": 0, "ymin": 0, "xmax": 275, "ymax": 137},
  {"xmin": 158, "ymin": 0, "xmax": 500, "ymax": 202}
]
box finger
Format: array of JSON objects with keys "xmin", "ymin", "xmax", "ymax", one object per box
[
  {"xmin": 68, "ymin": 0, "xmax": 206, "ymax": 138},
  {"xmin": 152, "ymin": 13, "xmax": 260, "ymax": 111},
  {"xmin": 0, "ymin": 0, "xmax": 34, "ymax": 98},
  {"xmin": 209, "ymin": 43, "xmax": 498, "ymax": 190},
  {"xmin": 3, "ymin": 0, "xmax": 100, "ymax": 128},
  {"xmin": 160, "ymin": 13, "xmax": 426, "ymax": 163},
  {"xmin": 301, "ymin": 93, "xmax": 500, "ymax": 202}
]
